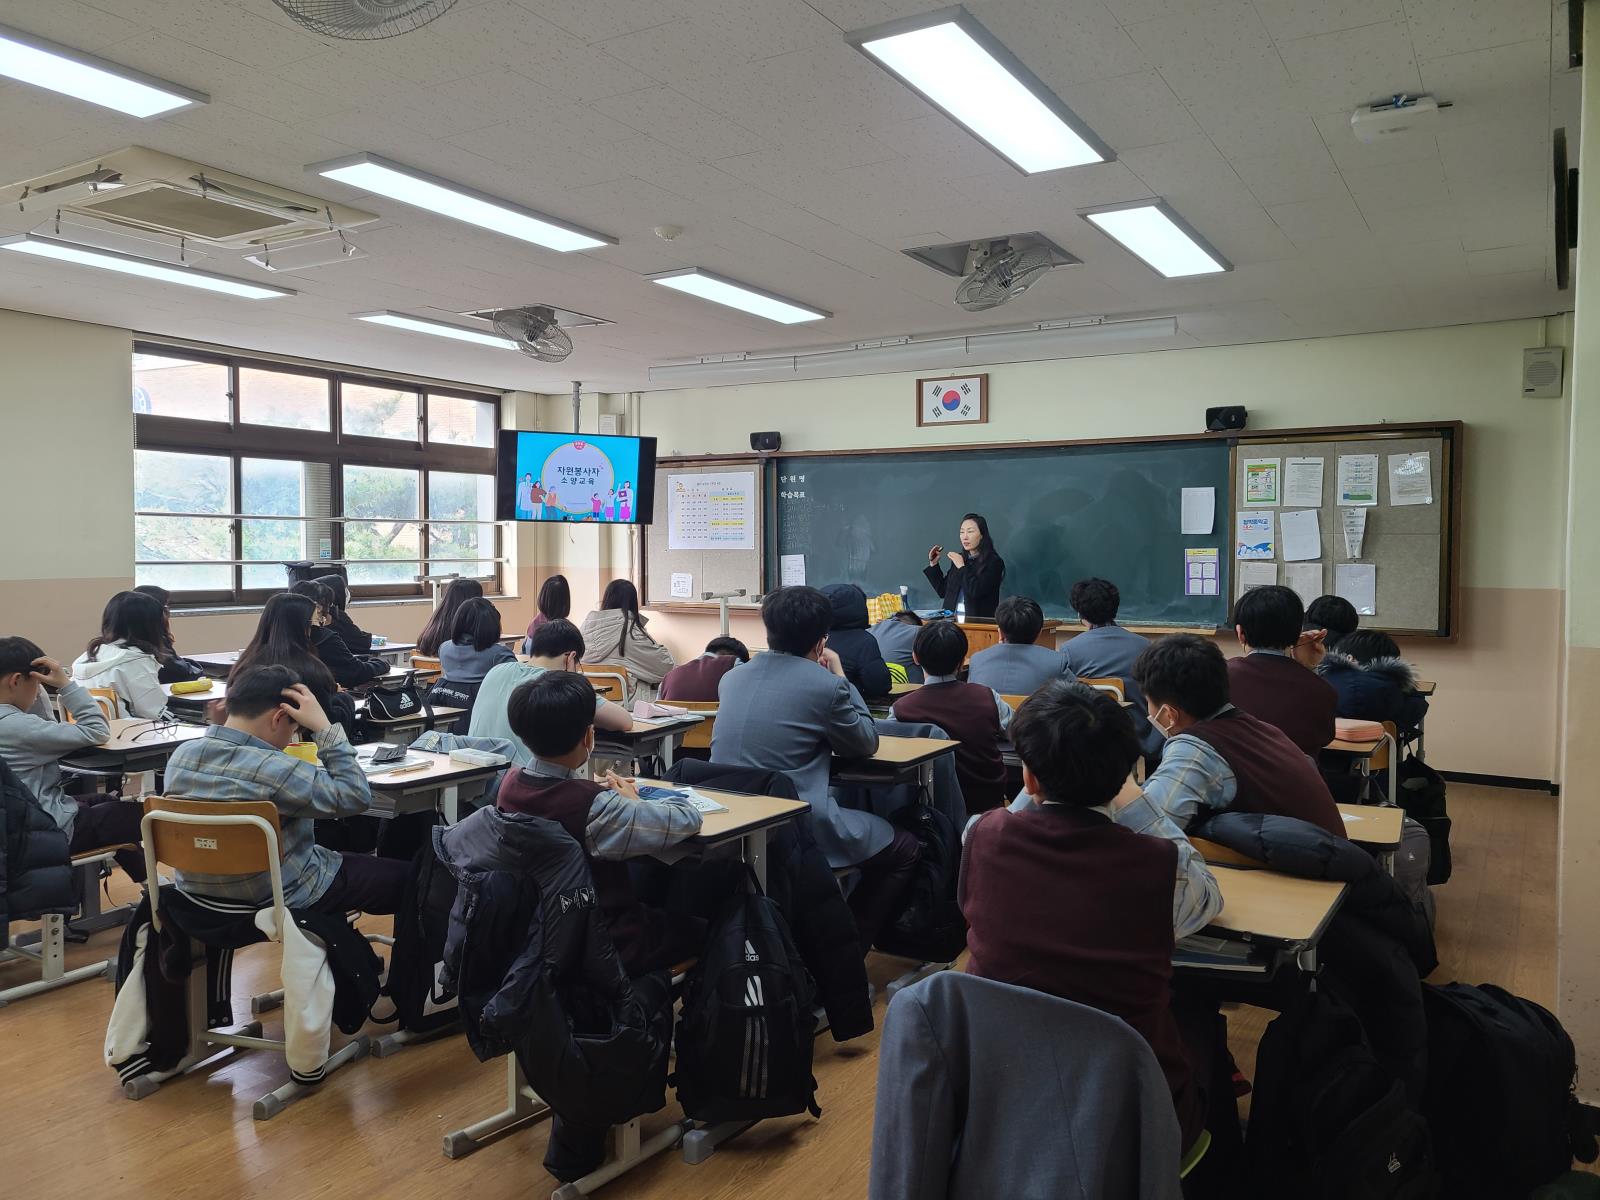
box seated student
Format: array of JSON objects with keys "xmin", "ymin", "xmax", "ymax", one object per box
[
  {"xmin": 869, "ymin": 609, "xmax": 924, "ymax": 684},
  {"xmin": 437, "ymin": 597, "xmax": 516, "ymax": 686},
  {"xmin": 891, "ymin": 620, "xmax": 1012, "ymax": 814},
  {"xmin": 657, "ymin": 636, "xmax": 749, "ymax": 702},
  {"xmin": 314, "ymin": 574, "xmax": 373, "ymax": 655},
  {"xmin": 962, "ymin": 681, "xmax": 1222, "ymax": 1150},
  {"xmin": 290, "ymin": 581, "xmax": 386, "ymax": 689},
  {"xmin": 1307, "ymin": 593, "xmax": 1360, "ymax": 651},
  {"xmin": 1226, "ymin": 586, "xmax": 1337, "ymax": 756},
  {"xmin": 523, "ymin": 573, "xmax": 571, "ymax": 652},
  {"xmin": 230, "ymin": 592, "xmax": 349, "ymax": 730},
  {"xmin": 472, "ymin": 619, "xmax": 632, "ymax": 765},
  {"xmin": 133, "ymin": 584, "xmax": 205, "ymax": 683},
  {"xmin": 0, "ymin": 638, "xmax": 145, "ymax": 881},
  {"xmin": 1134, "ymin": 634, "xmax": 1344, "ymax": 837},
  {"xmin": 712, "ymin": 586, "xmax": 919, "ymax": 950},
  {"xmin": 820, "ymin": 583, "xmax": 894, "ymax": 698},
  {"xmin": 497, "ymin": 670, "xmax": 704, "ymax": 975},
  {"xmin": 417, "ymin": 577, "xmax": 484, "ymax": 659},
  {"xmin": 71, "ymin": 590, "xmax": 171, "ymax": 719},
  {"xmin": 579, "ymin": 580, "xmax": 676, "ymax": 703},
  {"xmin": 1060, "ymin": 577, "xmax": 1161, "ymax": 755},
  {"xmin": 164, "ymin": 665, "xmax": 405, "ymax": 913},
  {"xmin": 1318, "ymin": 629, "xmax": 1429, "ymax": 735},
  {"xmin": 967, "ymin": 595, "xmax": 1074, "ymax": 697}
]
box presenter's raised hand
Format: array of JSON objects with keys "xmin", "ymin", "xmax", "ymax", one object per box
[
  {"xmin": 927, "ymin": 544, "xmax": 943, "ymax": 567},
  {"xmin": 946, "ymin": 550, "xmax": 966, "ymax": 570}
]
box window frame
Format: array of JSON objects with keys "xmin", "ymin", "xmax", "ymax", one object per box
[{"xmin": 133, "ymin": 342, "xmax": 502, "ymax": 608}]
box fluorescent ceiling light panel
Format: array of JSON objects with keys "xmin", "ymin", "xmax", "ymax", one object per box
[
  {"xmin": 309, "ymin": 153, "xmax": 614, "ymax": 252},
  {"xmin": 1082, "ymin": 202, "xmax": 1231, "ymax": 278},
  {"xmin": 649, "ymin": 268, "xmax": 830, "ymax": 324},
  {"xmin": 355, "ymin": 311, "xmax": 519, "ymax": 350},
  {"xmin": 848, "ymin": 7, "xmax": 1110, "ymax": 174},
  {"xmin": 0, "ymin": 22, "xmax": 206, "ymax": 117},
  {"xmin": 0, "ymin": 234, "xmax": 293, "ymax": 299}
]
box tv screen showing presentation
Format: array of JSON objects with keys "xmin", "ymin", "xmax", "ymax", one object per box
[{"xmin": 495, "ymin": 430, "xmax": 658, "ymax": 524}]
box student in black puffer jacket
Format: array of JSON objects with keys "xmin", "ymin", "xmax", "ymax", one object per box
[
  {"xmin": 1, "ymin": 759, "xmax": 75, "ymax": 951},
  {"xmin": 1317, "ymin": 630, "xmax": 1429, "ymax": 735},
  {"xmin": 820, "ymin": 583, "xmax": 894, "ymax": 699}
]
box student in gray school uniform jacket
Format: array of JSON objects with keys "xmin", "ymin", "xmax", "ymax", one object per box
[
  {"xmin": 1060, "ymin": 578, "xmax": 1161, "ymax": 755},
  {"xmin": 966, "ymin": 596, "xmax": 1075, "ymax": 698}
]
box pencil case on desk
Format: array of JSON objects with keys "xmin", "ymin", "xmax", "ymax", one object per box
[{"xmin": 169, "ymin": 679, "xmax": 214, "ymax": 694}]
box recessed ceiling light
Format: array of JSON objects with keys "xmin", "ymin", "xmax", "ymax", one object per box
[
  {"xmin": 0, "ymin": 234, "xmax": 293, "ymax": 299},
  {"xmin": 648, "ymin": 268, "xmax": 830, "ymax": 324},
  {"xmin": 1082, "ymin": 202, "xmax": 1232, "ymax": 278},
  {"xmin": 0, "ymin": 22, "xmax": 206, "ymax": 117},
  {"xmin": 308, "ymin": 152, "xmax": 615, "ymax": 253},
  {"xmin": 847, "ymin": 7, "xmax": 1111, "ymax": 174},
  {"xmin": 354, "ymin": 311, "xmax": 518, "ymax": 350}
]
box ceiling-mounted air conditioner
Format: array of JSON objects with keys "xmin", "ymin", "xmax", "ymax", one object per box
[{"xmin": 4, "ymin": 147, "xmax": 377, "ymax": 249}]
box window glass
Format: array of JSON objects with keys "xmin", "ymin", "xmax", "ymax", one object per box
[
  {"xmin": 134, "ymin": 449, "xmax": 231, "ymax": 591},
  {"xmin": 343, "ymin": 382, "xmax": 419, "ymax": 441},
  {"xmin": 343, "ymin": 465, "xmax": 420, "ymax": 584},
  {"xmin": 242, "ymin": 458, "xmax": 332, "ymax": 590},
  {"xmin": 132, "ymin": 353, "xmax": 228, "ymax": 422},
  {"xmin": 428, "ymin": 394, "xmax": 497, "ymax": 447},
  {"xmin": 239, "ymin": 367, "xmax": 330, "ymax": 431},
  {"xmin": 428, "ymin": 471, "xmax": 496, "ymax": 577}
]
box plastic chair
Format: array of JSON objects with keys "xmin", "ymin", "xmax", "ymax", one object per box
[
  {"xmin": 579, "ymin": 664, "xmax": 631, "ymax": 703},
  {"xmin": 62, "ymin": 686, "xmax": 119, "ymax": 724},
  {"xmin": 0, "ymin": 844, "xmax": 130, "ymax": 1007},
  {"xmin": 670, "ymin": 700, "xmax": 718, "ymax": 751},
  {"xmin": 126, "ymin": 796, "xmax": 369, "ymax": 1120}
]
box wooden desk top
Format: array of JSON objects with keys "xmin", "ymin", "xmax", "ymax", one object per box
[
  {"xmin": 838, "ymin": 735, "xmax": 956, "ymax": 768},
  {"xmin": 371, "ymin": 640, "xmax": 418, "ymax": 654},
  {"xmin": 1325, "ymin": 737, "xmax": 1382, "ymax": 756},
  {"xmin": 1414, "ymin": 679, "xmax": 1436, "ymax": 696},
  {"xmin": 595, "ymin": 714, "xmax": 704, "ymax": 744},
  {"xmin": 360, "ymin": 749, "xmax": 501, "ymax": 791},
  {"xmin": 355, "ymin": 701, "xmax": 466, "ymax": 725},
  {"xmin": 888, "ymin": 681, "xmax": 921, "ymax": 696},
  {"xmin": 1207, "ymin": 865, "xmax": 1346, "ymax": 944},
  {"xmin": 99, "ymin": 718, "xmax": 209, "ymax": 754},
  {"xmin": 1338, "ymin": 803, "xmax": 1404, "ymax": 849},
  {"xmin": 638, "ymin": 781, "xmax": 810, "ymax": 847}
]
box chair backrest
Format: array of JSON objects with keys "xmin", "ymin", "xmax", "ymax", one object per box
[
  {"xmin": 999, "ymin": 693, "xmax": 1030, "ymax": 712},
  {"xmin": 1371, "ymin": 720, "xmax": 1399, "ymax": 771},
  {"xmin": 1079, "ymin": 676, "xmax": 1127, "ymax": 702},
  {"xmin": 64, "ymin": 686, "xmax": 119, "ymax": 724},
  {"xmin": 141, "ymin": 795, "xmax": 283, "ymax": 876},
  {"xmin": 410, "ymin": 654, "xmax": 442, "ymax": 673},
  {"xmin": 672, "ymin": 700, "xmax": 719, "ymax": 750},
  {"xmin": 580, "ymin": 664, "xmax": 630, "ymax": 702}
]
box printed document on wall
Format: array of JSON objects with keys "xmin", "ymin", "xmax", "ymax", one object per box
[
  {"xmin": 670, "ymin": 573, "xmax": 693, "ymax": 599},
  {"xmin": 667, "ymin": 470, "xmax": 756, "ymax": 550},
  {"xmin": 1335, "ymin": 563, "xmax": 1377, "ymax": 615},
  {"xmin": 1236, "ymin": 512, "xmax": 1275, "ymax": 560},
  {"xmin": 1283, "ymin": 563, "xmax": 1323, "ymax": 608},
  {"xmin": 1181, "ymin": 487, "xmax": 1215, "ymax": 534},
  {"xmin": 779, "ymin": 554, "xmax": 806, "ymax": 586},
  {"xmin": 1237, "ymin": 561, "xmax": 1278, "ymax": 596},
  {"xmin": 1342, "ymin": 507, "xmax": 1368, "ymax": 558},
  {"xmin": 1388, "ymin": 451, "xmax": 1432, "ymax": 506},
  {"xmin": 1184, "ymin": 547, "xmax": 1219, "ymax": 596},
  {"xmin": 1337, "ymin": 454, "xmax": 1379, "ymax": 506},
  {"xmin": 1279, "ymin": 509, "xmax": 1322, "ymax": 562},
  {"xmin": 1284, "ymin": 457, "xmax": 1325, "ymax": 507},
  {"xmin": 1242, "ymin": 458, "xmax": 1281, "ymax": 507}
]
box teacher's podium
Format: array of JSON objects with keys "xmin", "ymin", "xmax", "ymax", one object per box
[{"xmin": 953, "ymin": 618, "xmax": 1064, "ymax": 662}]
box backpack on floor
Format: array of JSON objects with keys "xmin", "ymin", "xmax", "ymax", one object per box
[
  {"xmin": 1394, "ymin": 815, "xmax": 1437, "ymax": 935},
  {"xmin": 873, "ymin": 796, "xmax": 966, "ymax": 964},
  {"xmin": 384, "ymin": 835, "xmax": 460, "ymax": 1034},
  {"xmin": 671, "ymin": 872, "xmax": 821, "ymax": 1125},
  {"xmin": 1397, "ymin": 758, "xmax": 1452, "ymax": 885},
  {"xmin": 1248, "ymin": 984, "xmax": 1438, "ymax": 1199},
  {"xmin": 1421, "ymin": 982, "xmax": 1596, "ymax": 1199}
]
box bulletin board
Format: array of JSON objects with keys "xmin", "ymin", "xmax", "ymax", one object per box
[
  {"xmin": 641, "ymin": 456, "xmax": 765, "ymax": 611},
  {"xmin": 1229, "ymin": 423, "xmax": 1461, "ymax": 637}
]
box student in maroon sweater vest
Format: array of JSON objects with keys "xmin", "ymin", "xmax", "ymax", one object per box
[
  {"xmin": 1134, "ymin": 634, "xmax": 1344, "ymax": 837},
  {"xmin": 961, "ymin": 681, "xmax": 1223, "ymax": 1150},
  {"xmin": 1225, "ymin": 585, "xmax": 1337, "ymax": 756},
  {"xmin": 496, "ymin": 670, "xmax": 707, "ymax": 975},
  {"xmin": 657, "ymin": 637, "xmax": 749, "ymax": 702},
  {"xmin": 890, "ymin": 620, "xmax": 1012, "ymax": 814}
]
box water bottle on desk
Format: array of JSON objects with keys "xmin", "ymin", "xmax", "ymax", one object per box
[
  {"xmin": 899, "ymin": 585, "xmax": 909, "ymax": 611},
  {"xmin": 955, "ymin": 598, "xmax": 966, "ymax": 624}
]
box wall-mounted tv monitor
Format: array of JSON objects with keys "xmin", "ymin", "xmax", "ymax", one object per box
[{"xmin": 496, "ymin": 430, "xmax": 658, "ymax": 524}]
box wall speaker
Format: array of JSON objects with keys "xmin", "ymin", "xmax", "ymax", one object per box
[
  {"xmin": 750, "ymin": 431, "xmax": 782, "ymax": 452},
  {"xmin": 1523, "ymin": 347, "xmax": 1564, "ymax": 398},
  {"xmin": 1205, "ymin": 406, "xmax": 1247, "ymax": 432}
]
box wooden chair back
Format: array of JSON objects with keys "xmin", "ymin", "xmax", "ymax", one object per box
[
  {"xmin": 671, "ymin": 700, "xmax": 718, "ymax": 750},
  {"xmin": 1370, "ymin": 720, "xmax": 1399, "ymax": 772},
  {"xmin": 64, "ymin": 686, "xmax": 119, "ymax": 723},
  {"xmin": 581, "ymin": 663, "xmax": 631, "ymax": 703},
  {"xmin": 410, "ymin": 654, "xmax": 442, "ymax": 673},
  {"xmin": 141, "ymin": 795, "xmax": 283, "ymax": 875},
  {"xmin": 1079, "ymin": 677, "xmax": 1127, "ymax": 702},
  {"xmin": 999, "ymin": 694, "xmax": 1031, "ymax": 712}
]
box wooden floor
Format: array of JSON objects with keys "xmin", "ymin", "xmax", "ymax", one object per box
[{"xmin": 0, "ymin": 783, "xmax": 1559, "ymax": 1200}]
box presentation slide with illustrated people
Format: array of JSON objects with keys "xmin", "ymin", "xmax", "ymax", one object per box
[{"xmin": 496, "ymin": 431, "xmax": 658, "ymax": 524}]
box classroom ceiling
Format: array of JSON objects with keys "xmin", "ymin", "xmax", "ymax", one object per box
[{"xmin": 0, "ymin": 0, "xmax": 1579, "ymax": 393}]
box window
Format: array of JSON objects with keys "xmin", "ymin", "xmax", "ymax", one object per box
[{"xmin": 132, "ymin": 345, "xmax": 501, "ymax": 605}]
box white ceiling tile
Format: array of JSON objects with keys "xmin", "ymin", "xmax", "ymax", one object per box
[
  {"xmin": 1380, "ymin": 237, "xmax": 1471, "ymax": 285},
  {"xmin": 1360, "ymin": 200, "xmax": 1456, "ymax": 242},
  {"xmin": 591, "ymin": 86, "xmax": 766, "ymax": 158},
  {"xmin": 1341, "ymin": 157, "xmax": 1451, "ymax": 208},
  {"xmin": 1058, "ymin": 70, "xmax": 1202, "ymax": 151},
  {"xmin": 158, "ymin": 2, "xmax": 329, "ymax": 71},
  {"xmin": 7, "ymin": 2, "xmax": 149, "ymax": 53},
  {"xmin": 803, "ymin": 0, "xmax": 959, "ymax": 29},
  {"xmin": 1418, "ymin": 37, "xmax": 1551, "ymax": 117},
  {"xmin": 1120, "ymin": 138, "xmax": 1261, "ymax": 213},
  {"xmin": 677, "ymin": 0, "xmax": 842, "ymax": 60},
  {"xmin": 1466, "ymin": 243, "xmax": 1545, "ymax": 275},
  {"xmin": 1277, "ymin": 19, "xmax": 1423, "ymax": 115},
  {"xmin": 1266, "ymin": 192, "xmax": 1370, "ymax": 242},
  {"xmin": 596, "ymin": 17, "xmax": 746, "ymax": 82},
  {"xmin": 1177, "ymin": 300, "xmax": 1300, "ymax": 341},
  {"xmin": 1437, "ymin": 114, "xmax": 1548, "ymax": 184},
  {"xmin": 1204, "ymin": 222, "xmax": 1302, "ymax": 264},
  {"xmin": 1100, "ymin": 0, "xmax": 1237, "ymax": 22},
  {"xmin": 1402, "ymin": 0, "xmax": 1550, "ymax": 61},
  {"xmin": 1189, "ymin": 96, "xmax": 1322, "ymax": 159},
  {"xmin": 971, "ymin": 0, "xmax": 1152, "ymax": 85},
  {"xmin": 1231, "ymin": 144, "xmax": 1347, "ymax": 205},
  {"xmin": 1251, "ymin": 0, "xmax": 1404, "ymax": 42},
  {"xmin": 443, "ymin": 123, "xmax": 634, "ymax": 190},
  {"xmin": 510, "ymin": 0, "xmax": 684, "ymax": 44},
  {"xmin": 1124, "ymin": 0, "xmax": 1291, "ymax": 104}
]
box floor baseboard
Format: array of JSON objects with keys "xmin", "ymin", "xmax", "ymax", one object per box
[{"xmin": 1438, "ymin": 769, "xmax": 1558, "ymax": 796}]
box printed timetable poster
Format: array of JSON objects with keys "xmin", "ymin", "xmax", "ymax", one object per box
[{"xmin": 667, "ymin": 471, "xmax": 757, "ymax": 551}]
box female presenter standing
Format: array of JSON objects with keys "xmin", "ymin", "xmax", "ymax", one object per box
[{"xmin": 924, "ymin": 512, "xmax": 1005, "ymax": 619}]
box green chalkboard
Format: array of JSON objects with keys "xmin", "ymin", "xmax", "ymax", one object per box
[{"xmin": 770, "ymin": 439, "xmax": 1231, "ymax": 626}]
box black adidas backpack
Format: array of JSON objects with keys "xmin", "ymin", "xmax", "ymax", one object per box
[
  {"xmin": 672, "ymin": 873, "xmax": 821, "ymax": 1124},
  {"xmin": 1248, "ymin": 984, "xmax": 1438, "ymax": 1198},
  {"xmin": 874, "ymin": 794, "xmax": 967, "ymax": 964},
  {"xmin": 1421, "ymin": 982, "xmax": 1597, "ymax": 1198}
]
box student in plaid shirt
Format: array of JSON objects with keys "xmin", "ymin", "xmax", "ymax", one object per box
[{"xmin": 163, "ymin": 664, "xmax": 406, "ymax": 914}]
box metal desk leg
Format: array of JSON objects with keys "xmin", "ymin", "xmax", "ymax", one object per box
[
  {"xmin": 441, "ymin": 784, "xmax": 460, "ymax": 825},
  {"xmin": 1383, "ymin": 734, "xmax": 1398, "ymax": 808},
  {"xmin": 745, "ymin": 827, "xmax": 769, "ymax": 892},
  {"xmin": 442, "ymin": 1058, "xmax": 548, "ymax": 1158}
]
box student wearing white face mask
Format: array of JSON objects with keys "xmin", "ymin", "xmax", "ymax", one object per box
[{"xmin": 1128, "ymin": 634, "xmax": 1344, "ymax": 839}]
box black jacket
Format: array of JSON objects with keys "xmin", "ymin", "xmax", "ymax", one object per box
[
  {"xmin": 327, "ymin": 609, "xmax": 374, "ymax": 655},
  {"xmin": 0, "ymin": 760, "xmax": 74, "ymax": 950},
  {"xmin": 1191, "ymin": 810, "xmax": 1433, "ymax": 1100},
  {"xmin": 821, "ymin": 583, "xmax": 894, "ymax": 698},
  {"xmin": 667, "ymin": 758, "xmax": 874, "ymax": 1041},
  {"xmin": 1317, "ymin": 653, "xmax": 1429, "ymax": 735},
  {"xmin": 434, "ymin": 807, "xmax": 672, "ymax": 1128},
  {"xmin": 311, "ymin": 626, "xmax": 386, "ymax": 689},
  {"xmin": 924, "ymin": 550, "xmax": 1005, "ymax": 619}
]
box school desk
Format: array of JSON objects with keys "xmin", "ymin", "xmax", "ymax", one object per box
[
  {"xmin": 1193, "ymin": 865, "xmax": 1347, "ymax": 975},
  {"xmin": 592, "ymin": 713, "xmax": 705, "ymax": 773},
  {"xmin": 1324, "ymin": 730, "xmax": 1399, "ymax": 807},
  {"xmin": 63, "ymin": 717, "xmax": 207, "ymax": 774},
  {"xmin": 359, "ymin": 747, "xmax": 503, "ymax": 824},
  {"xmin": 832, "ymin": 735, "xmax": 956, "ymax": 798}
]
